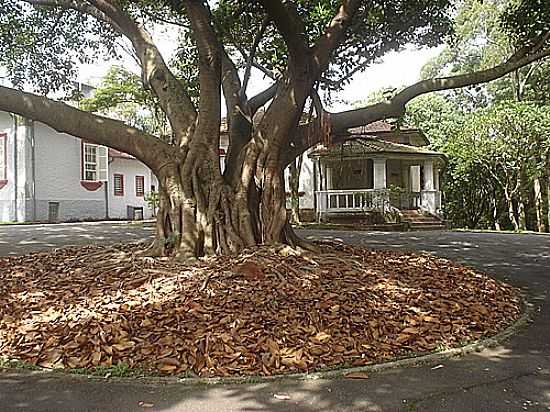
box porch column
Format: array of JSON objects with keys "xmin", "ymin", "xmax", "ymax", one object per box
[
  {"xmin": 421, "ymin": 159, "xmax": 437, "ymax": 213},
  {"xmin": 434, "ymin": 166, "xmax": 440, "ymax": 191},
  {"xmin": 423, "ymin": 159, "xmax": 434, "ymax": 190},
  {"xmin": 373, "ymin": 158, "xmax": 387, "ymax": 189},
  {"xmin": 325, "ymin": 166, "xmax": 333, "ymax": 190},
  {"xmin": 410, "ymin": 165, "xmax": 421, "ymax": 192},
  {"xmin": 313, "ymin": 159, "xmax": 321, "ymax": 191}
]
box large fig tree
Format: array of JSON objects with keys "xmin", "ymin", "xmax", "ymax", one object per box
[{"xmin": 0, "ymin": 0, "xmax": 548, "ymax": 259}]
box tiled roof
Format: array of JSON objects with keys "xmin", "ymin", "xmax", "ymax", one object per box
[
  {"xmin": 309, "ymin": 137, "xmax": 444, "ymax": 158},
  {"xmin": 345, "ymin": 120, "xmax": 415, "ymax": 135}
]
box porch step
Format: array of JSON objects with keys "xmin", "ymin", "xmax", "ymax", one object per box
[
  {"xmin": 400, "ymin": 210, "xmax": 446, "ymax": 231},
  {"xmin": 408, "ymin": 222, "xmax": 447, "ymax": 231}
]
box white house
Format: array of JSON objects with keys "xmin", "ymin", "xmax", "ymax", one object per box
[
  {"xmin": 0, "ymin": 105, "xmax": 445, "ymax": 228},
  {"xmin": 286, "ymin": 121, "xmax": 446, "ymax": 227},
  {"xmin": 0, "ymin": 111, "xmax": 157, "ymax": 223}
]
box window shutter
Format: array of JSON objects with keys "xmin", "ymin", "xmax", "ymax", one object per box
[
  {"xmin": 114, "ymin": 174, "xmax": 124, "ymax": 196},
  {"xmin": 135, "ymin": 176, "xmax": 144, "ymax": 197},
  {"xmin": 97, "ymin": 146, "xmax": 108, "ymax": 181}
]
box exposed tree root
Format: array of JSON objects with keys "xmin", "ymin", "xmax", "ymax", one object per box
[{"xmin": 0, "ymin": 242, "xmax": 522, "ymax": 377}]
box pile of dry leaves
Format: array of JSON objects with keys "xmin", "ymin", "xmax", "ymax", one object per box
[{"xmin": 0, "ymin": 242, "xmax": 521, "ymax": 377}]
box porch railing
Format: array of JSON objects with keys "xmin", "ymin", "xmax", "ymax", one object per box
[
  {"xmin": 315, "ymin": 189, "xmax": 423, "ymax": 221},
  {"xmin": 389, "ymin": 191, "xmax": 421, "ymax": 210},
  {"xmin": 315, "ymin": 189, "xmax": 389, "ymax": 219}
]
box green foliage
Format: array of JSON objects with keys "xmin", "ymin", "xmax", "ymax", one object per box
[
  {"xmin": 406, "ymin": 96, "xmax": 550, "ymax": 230},
  {"xmin": 500, "ymin": 0, "xmax": 550, "ymax": 49},
  {"xmin": 406, "ymin": 93, "xmax": 465, "ymax": 148},
  {"xmin": 144, "ymin": 190, "xmax": 160, "ymax": 215},
  {"xmin": 421, "ymin": 0, "xmax": 550, "ymax": 106},
  {"xmin": 0, "ymin": 2, "xmax": 118, "ymax": 94},
  {"xmin": 80, "ymin": 66, "xmax": 169, "ymax": 137}
]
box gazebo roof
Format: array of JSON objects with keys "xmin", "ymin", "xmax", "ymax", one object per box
[{"xmin": 309, "ymin": 137, "xmax": 445, "ymax": 160}]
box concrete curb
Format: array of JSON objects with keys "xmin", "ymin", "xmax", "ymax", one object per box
[
  {"xmin": 1, "ymin": 299, "xmax": 535, "ymax": 387},
  {"xmin": 0, "ymin": 220, "xmax": 155, "ymax": 228}
]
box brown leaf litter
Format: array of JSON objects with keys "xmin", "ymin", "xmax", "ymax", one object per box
[{"xmin": 0, "ymin": 242, "xmax": 522, "ymax": 377}]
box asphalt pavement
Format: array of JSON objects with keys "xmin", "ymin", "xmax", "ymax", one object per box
[{"xmin": 0, "ymin": 223, "xmax": 548, "ymax": 411}]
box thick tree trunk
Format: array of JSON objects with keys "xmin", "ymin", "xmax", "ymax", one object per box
[
  {"xmin": 288, "ymin": 155, "xmax": 303, "ymax": 225},
  {"xmin": 144, "ymin": 136, "xmax": 305, "ymax": 259},
  {"xmin": 517, "ymin": 200, "xmax": 527, "ymax": 232},
  {"xmin": 517, "ymin": 174, "xmax": 529, "ymax": 231}
]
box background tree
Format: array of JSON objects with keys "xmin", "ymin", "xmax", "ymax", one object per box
[
  {"xmin": 407, "ymin": 98, "xmax": 550, "ymax": 231},
  {"xmin": 0, "ymin": 0, "xmax": 548, "ymax": 258},
  {"xmin": 79, "ymin": 65, "xmax": 170, "ymax": 138},
  {"xmin": 422, "ymin": 0, "xmax": 550, "ymax": 106}
]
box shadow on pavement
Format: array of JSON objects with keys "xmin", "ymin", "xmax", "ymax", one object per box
[{"xmin": 0, "ymin": 229, "xmax": 549, "ymax": 411}]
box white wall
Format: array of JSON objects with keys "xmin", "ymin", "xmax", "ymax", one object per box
[
  {"xmin": 108, "ymin": 157, "xmax": 154, "ymax": 219},
  {"xmin": 0, "ymin": 112, "xmax": 15, "ymax": 221},
  {"xmin": 284, "ymin": 152, "xmax": 315, "ymax": 210},
  {"xmin": 0, "ymin": 111, "xmax": 158, "ymax": 222},
  {"xmin": 298, "ymin": 154, "xmax": 315, "ymax": 209},
  {"xmin": 0, "ymin": 113, "xmax": 30, "ymax": 222},
  {"xmin": 33, "ymin": 122, "xmax": 106, "ymax": 221}
]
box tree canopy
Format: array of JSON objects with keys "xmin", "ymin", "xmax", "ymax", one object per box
[
  {"xmin": 0, "ymin": 0, "xmax": 548, "ymax": 257},
  {"xmin": 421, "ymin": 0, "xmax": 550, "ymax": 106}
]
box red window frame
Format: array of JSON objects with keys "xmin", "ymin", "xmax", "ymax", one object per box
[
  {"xmin": 135, "ymin": 175, "xmax": 144, "ymax": 197},
  {"xmin": 114, "ymin": 173, "xmax": 124, "ymax": 196}
]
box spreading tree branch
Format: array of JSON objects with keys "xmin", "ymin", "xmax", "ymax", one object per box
[
  {"xmin": 330, "ymin": 47, "xmax": 550, "ymax": 132},
  {"xmin": 184, "ymin": 0, "xmax": 221, "ymax": 147},
  {"xmin": 26, "ymin": 0, "xmax": 198, "ymax": 147},
  {"xmin": 283, "ymin": 47, "xmax": 550, "ymax": 167},
  {"xmin": 255, "ymin": 0, "xmax": 309, "ymax": 64},
  {"xmin": 0, "ymin": 85, "xmax": 175, "ymax": 171},
  {"xmin": 249, "ymin": 82, "xmax": 278, "ymax": 113},
  {"xmin": 312, "ymin": 0, "xmax": 363, "ymax": 74}
]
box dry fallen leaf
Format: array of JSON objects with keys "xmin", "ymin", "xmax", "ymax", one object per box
[
  {"xmin": 345, "ymin": 372, "xmax": 370, "ymax": 379},
  {"xmin": 273, "ymin": 393, "xmax": 291, "ymax": 400},
  {"xmin": 0, "ymin": 242, "xmax": 521, "ymax": 377}
]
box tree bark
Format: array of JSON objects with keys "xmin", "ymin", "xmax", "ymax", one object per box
[
  {"xmin": 288, "ymin": 154, "xmax": 303, "ymax": 224},
  {"xmin": 505, "ymin": 188, "xmax": 520, "ymax": 231},
  {"xmin": 8, "ymin": 0, "xmax": 550, "ymax": 259}
]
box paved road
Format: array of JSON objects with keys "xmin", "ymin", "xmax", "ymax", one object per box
[
  {"xmin": 0, "ymin": 224, "xmax": 549, "ymax": 411},
  {"xmin": 0, "ymin": 221, "xmax": 154, "ymax": 256}
]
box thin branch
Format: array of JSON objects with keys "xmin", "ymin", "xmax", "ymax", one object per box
[
  {"xmin": 256, "ymin": 0, "xmax": 309, "ymax": 62},
  {"xmin": 141, "ymin": 9, "xmax": 190, "ymax": 28},
  {"xmin": 252, "ymin": 62, "xmax": 276, "ymax": 80},
  {"xmin": 241, "ymin": 17, "xmax": 270, "ymax": 99}
]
